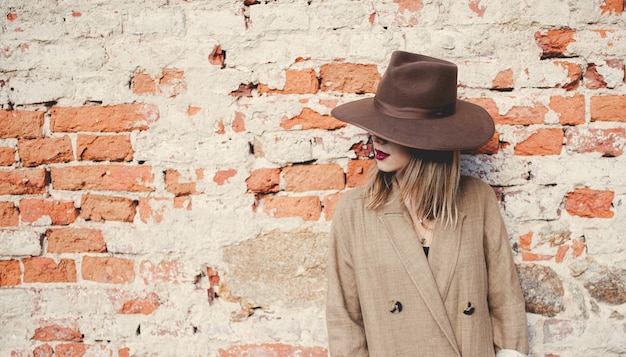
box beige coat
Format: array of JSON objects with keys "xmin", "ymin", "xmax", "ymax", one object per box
[{"xmin": 326, "ymin": 176, "xmax": 528, "ymax": 356}]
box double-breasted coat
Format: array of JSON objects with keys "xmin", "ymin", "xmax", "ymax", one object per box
[{"xmin": 326, "ymin": 176, "xmax": 529, "ymax": 356}]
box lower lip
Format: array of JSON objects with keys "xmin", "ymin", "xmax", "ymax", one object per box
[{"xmin": 375, "ymin": 151, "xmax": 389, "ymax": 160}]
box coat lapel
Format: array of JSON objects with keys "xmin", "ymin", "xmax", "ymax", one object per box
[
  {"xmin": 428, "ymin": 212, "xmax": 465, "ymax": 301},
  {"xmin": 378, "ymin": 191, "xmax": 462, "ymax": 356}
]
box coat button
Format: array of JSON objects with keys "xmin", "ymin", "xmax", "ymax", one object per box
[
  {"xmin": 388, "ymin": 300, "xmax": 403, "ymax": 314},
  {"xmin": 463, "ymin": 301, "xmax": 475, "ymax": 315}
]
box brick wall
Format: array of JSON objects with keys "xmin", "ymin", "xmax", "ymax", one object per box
[{"xmin": 1, "ymin": 0, "xmax": 625, "ymax": 356}]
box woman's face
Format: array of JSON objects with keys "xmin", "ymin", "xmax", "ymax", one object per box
[{"xmin": 371, "ymin": 135, "xmax": 412, "ymax": 173}]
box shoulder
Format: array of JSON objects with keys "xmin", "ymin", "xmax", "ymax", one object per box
[
  {"xmin": 460, "ymin": 175, "xmax": 493, "ymax": 192},
  {"xmin": 335, "ymin": 186, "xmax": 368, "ymax": 215},
  {"xmin": 458, "ymin": 175, "xmax": 498, "ymax": 206}
]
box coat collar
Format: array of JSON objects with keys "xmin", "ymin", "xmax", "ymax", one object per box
[{"xmin": 377, "ymin": 182, "xmax": 465, "ymax": 356}]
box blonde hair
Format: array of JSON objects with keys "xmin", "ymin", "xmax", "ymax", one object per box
[{"xmin": 365, "ymin": 149, "xmax": 461, "ymax": 227}]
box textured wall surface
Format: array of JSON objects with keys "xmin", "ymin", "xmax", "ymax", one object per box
[{"xmin": 1, "ymin": 0, "xmax": 626, "ymax": 356}]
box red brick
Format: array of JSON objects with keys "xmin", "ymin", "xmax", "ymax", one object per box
[
  {"xmin": 0, "ymin": 168, "xmax": 47, "ymax": 195},
  {"xmin": 0, "ymin": 201, "xmax": 19, "ymax": 227},
  {"xmin": 159, "ymin": 69, "xmax": 183, "ymax": 85},
  {"xmin": 465, "ymin": 131, "xmax": 500, "ymax": 155},
  {"xmin": 522, "ymin": 252, "xmax": 553, "ymax": 261},
  {"xmin": 51, "ymin": 165, "xmax": 154, "ymax": 192},
  {"xmin": 514, "ymin": 128, "xmax": 564, "ymax": 156},
  {"xmin": 54, "ymin": 344, "xmax": 88, "ymax": 357},
  {"xmin": 33, "ymin": 320, "xmax": 82, "ymax": 342},
  {"xmin": 76, "ymin": 134, "xmax": 133, "ymax": 162},
  {"xmin": 492, "ymin": 68, "xmax": 514, "ymax": 90},
  {"xmin": 320, "ymin": 98, "xmax": 338, "ymax": 109},
  {"xmin": 535, "ymin": 29, "xmax": 576, "ymax": 59},
  {"xmin": 565, "ymin": 127, "xmax": 625, "ymax": 157},
  {"xmin": 323, "ymin": 191, "xmax": 346, "ymax": 220},
  {"xmin": 132, "ymin": 72, "xmax": 157, "ymax": 95},
  {"xmin": 118, "ymin": 347, "xmax": 130, "ymax": 357},
  {"xmin": 572, "ymin": 238, "xmax": 586, "ymax": 257},
  {"xmin": 187, "ymin": 106, "xmax": 202, "ymax": 116},
  {"xmin": 173, "ymin": 196, "xmax": 192, "ymax": 210},
  {"xmin": 601, "ymin": 0, "xmax": 624, "ymax": 15},
  {"xmin": 606, "ymin": 59, "xmax": 625, "ymax": 71},
  {"xmin": 394, "ymin": 0, "xmax": 423, "ymax": 12},
  {"xmin": 283, "ymin": 164, "xmax": 345, "ymax": 191},
  {"xmin": 20, "ymin": 198, "xmax": 78, "ymax": 226},
  {"xmin": 206, "ymin": 266, "xmax": 220, "ymax": 305},
  {"xmin": 585, "ymin": 60, "xmax": 624, "ymax": 90},
  {"xmin": 18, "ymin": 136, "xmax": 74, "ymax": 167},
  {"xmin": 0, "ymin": 110, "xmax": 44, "ymax": 139},
  {"xmin": 282, "ymin": 107, "xmax": 346, "ymax": 130},
  {"xmin": 555, "ymin": 245, "xmax": 569, "ymax": 263},
  {"xmin": 467, "ymin": 98, "xmax": 547, "ymax": 125},
  {"xmin": 550, "ymin": 94, "xmax": 585, "ymax": 125},
  {"xmin": 50, "ymin": 104, "xmax": 159, "ymax": 133},
  {"xmin": 468, "ymin": 0, "xmax": 486, "ymax": 17},
  {"xmin": 215, "ymin": 120, "xmax": 226, "ymax": 134},
  {"xmin": 80, "ymin": 194, "xmax": 136, "ymax": 222},
  {"xmin": 519, "ymin": 232, "xmax": 533, "ymax": 251},
  {"xmin": 133, "ymin": 70, "xmax": 187, "ymax": 98},
  {"xmin": 46, "ymin": 228, "xmax": 107, "ymax": 253},
  {"xmin": 33, "ymin": 343, "xmax": 53, "ymax": 357},
  {"xmin": 0, "ymin": 147, "xmax": 16, "ymax": 166},
  {"xmin": 232, "ymin": 111, "xmax": 246, "ymax": 133},
  {"xmin": 258, "ymin": 69, "xmax": 319, "ymax": 94},
  {"xmin": 0, "ymin": 260, "xmax": 21, "ymax": 286},
  {"xmin": 283, "ymin": 69, "xmax": 320, "ymax": 94},
  {"xmin": 320, "ymin": 63, "xmax": 380, "ymax": 93},
  {"xmin": 118, "ymin": 292, "xmax": 160, "ymax": 314},
  {"xmin": 137, "ymin": 197, "xmax": 168, "ymax": 224},
  {"xmin": 23, "ymin": 257, "xmax": 77, "ymax": 283},
  {"xmin": 350, "ymin": 139, "xmax": 374, "ymax": 159},
  {"xmin": 159, "ymin": 69, "xmax": 187, "ymax": 98},
  {"xmin": 346, "ymin": 159, "xmax": 374, "ymax": 187},
  {"xmin": 565, "ymin": 188, "xmax": 614, "ymax": 218},
  {"xmin": 369, "ymin": 12, "xmax": 376, "ymax": 23},
  {"xmin": 230, "ymin": 83, "xmax": 254, "ymax": 97},
  {"xmin": 82, "ymin": 256, "xmax": 135, "ymax": 284},
  {"xmin": 246, "ymin": 168, "xmax": 281, "ymax": 194},
  {"xmin": 218, "ymin": 344, "xmax": 327, "ymax": 357},
  {"xmin": 555, "ymin": 61, "xmax": 582, "ymax": 91},
  {"xmin": 139, "ymin": 260, "xmax": 185, "ymax": 284},
  {"xmin": 263, "ymin": 196, "xmax": 322, "ymax": 221},
  {"xmin": 213, "ymin": 169, "xmax": 237, "ymax": 185},
  {"xmin": 165, "ymin": 169, "xmax": 199, "ymax": 196},
  {"xmin": 584, "ymin": 64, "xmax": 606, "ymax": 89},
  {"xmin": 591, "ymin": 96, "xmax": 626, "ymax": 122},
  {"xmin": 208, "ymin": 45, "xmax": 225, "ymax": 68}
]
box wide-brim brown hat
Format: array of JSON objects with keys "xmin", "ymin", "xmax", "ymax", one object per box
[{"xmin": 331, "ymin": 51, "xmax": 494, "ymax": 151}]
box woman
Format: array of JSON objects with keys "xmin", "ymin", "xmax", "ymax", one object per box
[{"xmin": 326, "ymin": 51, "xmax": 529, "ymax": 356}]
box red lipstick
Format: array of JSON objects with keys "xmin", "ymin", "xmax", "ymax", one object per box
[{"xmin": 375, "ymin": 149, "xmax": 389, "ymax": 160}]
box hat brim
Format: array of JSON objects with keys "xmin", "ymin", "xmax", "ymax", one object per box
[{"xmin": 331, "ymin": 98, "xmax": 495, "ymax": 151}]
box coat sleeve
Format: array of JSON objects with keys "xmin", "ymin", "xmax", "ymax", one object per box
[
  {"xmin": 482, "ymin": 185, "xmax": 529, "ymax": 355},
  {"xmin": 326, "ymin": 198, "xmax": 369, "ymax": 357}
]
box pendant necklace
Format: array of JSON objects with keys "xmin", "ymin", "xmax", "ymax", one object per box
[{"xmin": 417, "ymin": 218, "xmax": 433, "ymax": 246}]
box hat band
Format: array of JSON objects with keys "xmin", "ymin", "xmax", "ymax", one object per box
[{"xmin": 374, "ymin": 98, "xmax": 456, "ymax": 120}]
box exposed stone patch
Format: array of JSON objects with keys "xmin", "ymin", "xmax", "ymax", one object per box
[
  {"xmin": 223, "ymin": 229, "xmax": 328, "ymax": 307},
  {"xmin": 518, "ymin": 263, "xmax": 564, "ymax": 317}
]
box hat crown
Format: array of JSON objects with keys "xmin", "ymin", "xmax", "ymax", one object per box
[{"xmin": 375, "ymin": 52, "xmax": 458, "ymax": 118}]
